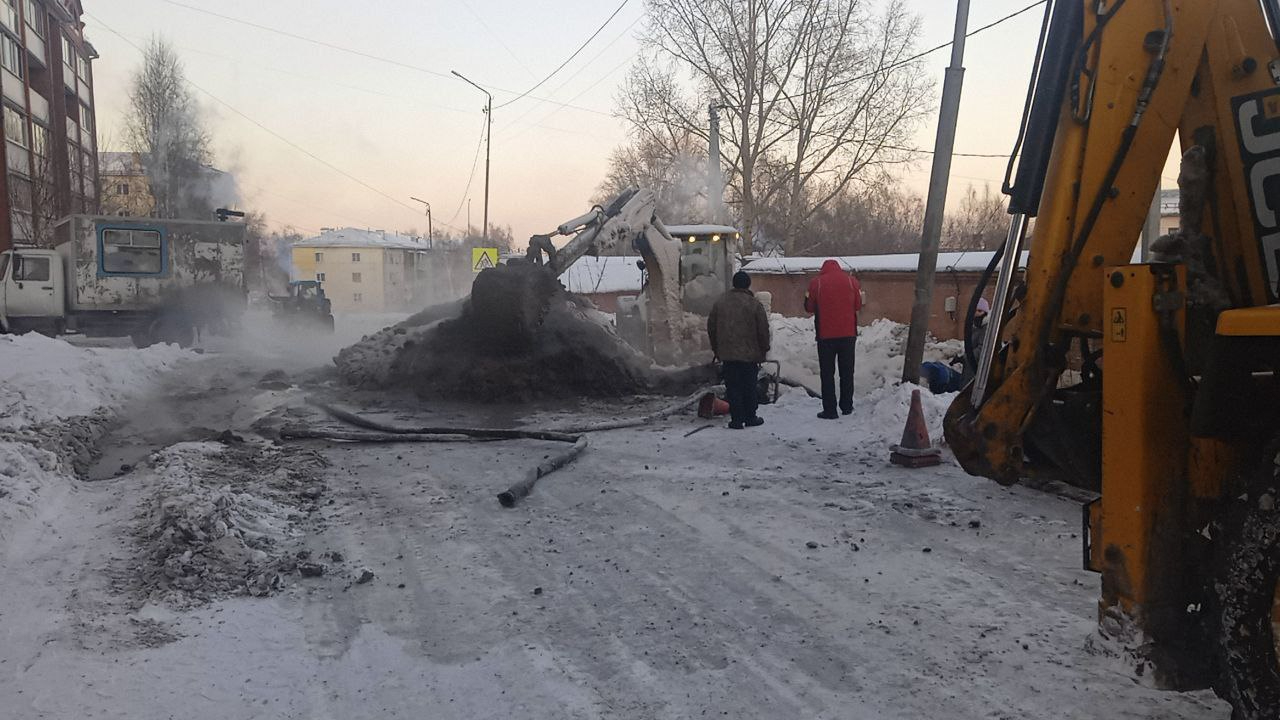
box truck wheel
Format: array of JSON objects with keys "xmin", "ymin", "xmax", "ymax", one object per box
[
  {"xmin": 154, "ymin": 315, "xmax": 196, "ymax": 348},
  {"xmin": 324, "ymin": 314, "xmax": 335, "ymax": 333},
  {"xmin": 1216, "ymin": 434, "xmax": 1280, "ymax": 719}
]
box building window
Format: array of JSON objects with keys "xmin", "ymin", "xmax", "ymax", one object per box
[
  {"xmin": 316, "ymin": 272, "xmax": 326, "ymax": 282},
  {"xmin": 101, "ymin": 228, "xmax": 164, "ymax": 274},
  {"xmin": 352, "ymin": 272, "xmax": 362, "ymax": 283},
  {"xmin": 4, "ymin": 105, "xmax": 28, "ymax": 147},
  {"xmin": 76, "ymin": 53, "xmax": 88, "ymax": 81},
  {"xmin": 61, "ymin": 34, "xmax": 73, "ymax": 73},
  {"xmin": 353, "ymin": 293, "xmax": 363, "ymax": 303},
  {"xmin": 1, "ymin": 34, "xmax": 23, "ymax": 80},
  {"xmin": 351, "ymin": 252, "xmax": 361, "ymax": 262},
  {"xmin": 314, "ymin": 252, "xmax": 323, "ymax": 262},
  {"xmin": 24, "ymin": 0, "xmax": 44, "ymax": 38},
  {"xmin": 116, "ymin": 183, "xmax": 129, "ymax": 195},
  {"xmin": 30, "ymin": 123, "xmax": 46, "ymax": 157}
]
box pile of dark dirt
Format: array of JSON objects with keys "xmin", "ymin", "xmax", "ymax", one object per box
[{"xmin": 337, "ymin": 263, "xmax": 707, "ymax": 402}]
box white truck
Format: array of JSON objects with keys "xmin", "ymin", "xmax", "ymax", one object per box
[{"xmin": 0, "ymin": 215, "xmax": 247, "ymax": 347}]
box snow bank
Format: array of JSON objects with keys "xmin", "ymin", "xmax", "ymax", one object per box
[
  {"xmin": 0, "ymin": 334, "xmax": 189, "ymax": 536},
  {"xmin": 0, "ymin": 334, "xmax": 188, "ymax": 431},
  {"xmin": 769, "ymin": 315, "xmax": 963, "ymax": 395}
]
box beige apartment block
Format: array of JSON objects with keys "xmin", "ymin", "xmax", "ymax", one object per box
[{"xmin": 291, "ymin": 228, "xmax": 431, "ymax": 314}]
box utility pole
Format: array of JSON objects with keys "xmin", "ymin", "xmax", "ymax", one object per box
[
  {"xmin": 708, "ymin": 103, "xmax": 725, "ymax": 225},
  {"xmin": 467, "ymin": 199, "xmax": 472, "ymax": 238},
  {"xmin": 452, "ymin": 70, "xmax": 492, "ymax": 243},
  {"xmin": 902, "ymin": 0, "xmax": 970, "ymax": 385},
  {"xmin": 410, "ymin": 196, "xmax": 433, "ymax": 249}
]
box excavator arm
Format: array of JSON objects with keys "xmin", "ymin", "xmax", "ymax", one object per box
[
  {"xmin": 946, "ymin": 0, "xmax": 1280, "ymax": 486},
  {"xmin": 520, "ymin": 188, "xmax": 686, "ymax": 362},
  {"xmin": 944, "ymin": 0, "xmax": 1280, "ymax": 699}
]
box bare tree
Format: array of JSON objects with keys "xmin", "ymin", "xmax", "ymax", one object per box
[
  {"xmin": 124, "ymin": 37, "xmax": 214, "ymax": 220},
  {"xmin": 10, "ymin": 137, "xmax": 61, "ymax": 247},
  {"xmin": 786, "ymin": 176, "xmax": 923, "ymax": 256},
  {"xmin": 594, "ymin": 129, "xmax": 709, "ymax": 222},
  {"xmin": 618, "ymin": 0, "xmax": 931, "ymax": 253},
  {"xmin": 943, "ymin": 184, "xmax": 1008, "ymax": 250}
]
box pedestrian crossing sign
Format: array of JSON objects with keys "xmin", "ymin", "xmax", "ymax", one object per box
[{"xmin": 472, "ymin": 247, "xmax": 499, "ymax": 273}]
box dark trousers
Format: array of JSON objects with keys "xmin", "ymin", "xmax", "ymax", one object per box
[
  {"xmin": 817, "ymin": 337, "xmax": 856, "ymax": 415},
  {"xmin": 721, "ymin": 361, "xmax": 760, "ymax": 423}
]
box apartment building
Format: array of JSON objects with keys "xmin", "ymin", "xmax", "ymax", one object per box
[
  {"xmin": 98, "ymin": 151, "xmax": 155, "ymax": 217},
  {"xmin": 0, "ymin": 0, "xmax": 98, "ymax": 251},
  {"xmin": 291, "ymin": 228, "xmax": 432, "ymax": 314}
]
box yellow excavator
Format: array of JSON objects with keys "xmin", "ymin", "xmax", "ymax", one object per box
[{"xmin": 942, "ymin": 0, "xmax": 1280, "ymax": 715}]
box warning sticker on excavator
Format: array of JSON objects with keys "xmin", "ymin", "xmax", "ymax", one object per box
[
  {"xmin": 472, "ymin": 247, "xmax": 499, "ymax": 273},
  {"xmin": 1111, "ymin": 308, "xmax": 1127, "ymax": 343}
]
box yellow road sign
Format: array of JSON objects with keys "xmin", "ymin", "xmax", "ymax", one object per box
[{"xmin": 472, "ymin": 247, "xmax": 499, "ymax": 273}]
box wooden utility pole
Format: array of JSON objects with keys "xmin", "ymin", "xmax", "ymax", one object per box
[{"xmin": 903, "ymin": 0, "xmax": 970, "ymax": 384}]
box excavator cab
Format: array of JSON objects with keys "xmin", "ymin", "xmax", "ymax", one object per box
[{"xmin": 666, "ymin": 224, "xmax": 740, "ymax": 316}]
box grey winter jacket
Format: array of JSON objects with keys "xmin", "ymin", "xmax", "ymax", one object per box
[{"xmin": 707, "ymin": 288, "xmax": 771, "ymax": 363}]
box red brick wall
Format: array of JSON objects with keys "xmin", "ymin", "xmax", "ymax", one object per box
[
  {"xmin": 581, "ymin": 291, "xmax": 633, "ymax": 313},
  {"xmin": 750, "ymin": 271, "xmax": 992, "ymax": 341}
]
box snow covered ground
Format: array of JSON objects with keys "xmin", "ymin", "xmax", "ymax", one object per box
[
  {"xmin": 0, "ymin": 334, "xmax": 190, "ymax": 534},
  {"xmin": 0, "ymin": 319, "xmax": 1234, "ymax": 719}
]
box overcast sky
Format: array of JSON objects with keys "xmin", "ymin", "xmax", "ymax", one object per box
[{"xmin": 84, "ymin": 0, "xmax": 1174, "ymax": 244}]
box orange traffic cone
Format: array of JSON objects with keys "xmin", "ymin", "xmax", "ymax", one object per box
[
  {"xmin": 698, "ymin": 392, "xmax": 730, "ymax": 419},
  {"xmin": 890, "ymin": 389, "xmax": 942, "ymax": 468}
]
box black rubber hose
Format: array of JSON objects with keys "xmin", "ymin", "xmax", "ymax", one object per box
[{"xmin": 965, "ymin": 245, "xmax": 1006, "ymax": 371}]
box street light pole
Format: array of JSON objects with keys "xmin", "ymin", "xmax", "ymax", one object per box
[
  {"xmin": 410, "ymin": 196, "xmax": 433, "ymax": 249},
  {"xmin": 452, "ymin": 70, "xmax": 492, "ymax": 243}
]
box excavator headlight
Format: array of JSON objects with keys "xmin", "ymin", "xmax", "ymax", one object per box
[
  {"xmin": 688, "ymin": 237, "xmax": 696, "ymax": 243},
  {"xmin": 711, "ymin": 235, "xmax": 721, "ymax": 242}
]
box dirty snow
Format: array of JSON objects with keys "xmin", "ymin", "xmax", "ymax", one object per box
[
  {"xmin": 0, "ymin": 334, "xmax": 190, "ymax": 534},
  {"xmin": 0, "ymin": 333, "xmax": 188, "ymax": 430}
]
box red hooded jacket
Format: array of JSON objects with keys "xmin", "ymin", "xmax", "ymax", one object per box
[{"xmin": 804, "ymin": 259, "xmax": 862, "ymax": 339}]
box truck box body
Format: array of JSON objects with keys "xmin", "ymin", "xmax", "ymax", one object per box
[{"xmin": 52, "ymin": 215, "xmax": 246, "ymax": 313}]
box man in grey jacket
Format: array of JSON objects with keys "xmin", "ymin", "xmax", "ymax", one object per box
[{"xmin": 707, "ymin": 271, "xmax": 771, "ymax": 429}]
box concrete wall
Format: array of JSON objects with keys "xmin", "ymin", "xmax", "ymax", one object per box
[{"xmin": 749, "ymin": 270, "xmax": 992, "ymax": 341}]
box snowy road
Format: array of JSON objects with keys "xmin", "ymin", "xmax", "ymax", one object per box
[{"xmin": 0, "ymin": 319, "xmax": 1232, "ymax": 719}]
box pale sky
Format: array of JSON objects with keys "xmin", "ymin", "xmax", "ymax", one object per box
[{"xmin": 83, "ymin": 0, "xmax": 1175, "ymax": 244}]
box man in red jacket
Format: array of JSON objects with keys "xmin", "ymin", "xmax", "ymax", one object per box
[{"xmin": 804, "ymin": 259, "xmax": 863, "ymax": 419}]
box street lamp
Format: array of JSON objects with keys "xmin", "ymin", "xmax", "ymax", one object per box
[
  {"xmin": 451, "ymin": 69, "xmax": 492, "ymax": 244},
  {"xmin": 410, "ymin": 196, "xmax": 433, "ymax": 249}
]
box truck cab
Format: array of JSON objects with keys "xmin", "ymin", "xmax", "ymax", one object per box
[{"xmin": 0, "ymin": 248, "xmax": 67, "ymax": 335}]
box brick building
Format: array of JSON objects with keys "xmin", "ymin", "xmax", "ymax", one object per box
[{"xmin": 0, "ymin": 0, "xmax": 98, "ymax": 251}]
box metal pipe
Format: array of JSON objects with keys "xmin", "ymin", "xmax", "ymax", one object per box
[
  {"xmin": 1264, "ymin": 0, "xmax": 1280, "ymax": 49},
  {"xmin": 972, "ymin": 213, "xmax": 1028, "ymax": 407}
]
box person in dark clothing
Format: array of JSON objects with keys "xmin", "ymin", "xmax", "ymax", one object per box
[
  {"xmin": 708, "ymin": 271, "xmax": 771, "ymax": 429},
  {"xmin": 804, "ymin": 259, "xmax": 863, "ymax": 419}
]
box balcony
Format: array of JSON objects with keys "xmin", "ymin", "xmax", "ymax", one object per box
[
  {"xmin": 65, "ymin": 116, "xmax": 77, "ymax": 145},
  {"xmin": 25, "ymin": 29, "xmax": 44, "ymax": 67},
  {"xmin": 76, "ymin": 76, "xmax": 89, "ymax": 104},
  {"xmin": 0, "ymin": 4, "xmax": 15, "ymax": 34},
  {"xmin": 2, "ymin": 67, "xmax": 22, "ymax": 106},
  {"xmin": 6, "ymin": 140, "xmax": 29, "ymax": 176},
  {"xmin": 29, "ymin": 89, "xmax": 48, "ymax": 123},
  {"xmin": 80, "ymin": 123, "xmax": 91, "ymax": 147},
  {"xmin": 62, "ymin": 65, "xmax": 72, "ymax": 94}
]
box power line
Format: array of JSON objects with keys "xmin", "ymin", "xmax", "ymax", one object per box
[
  {"xmin": 455, "ymin": 0, "xmax": 535, "ymax": 80},
  {"xmin": 499, "ymin": 54, "xmax": 636, "ymax": 147},
  {"xmin": 156, "ymin": 0, "xmax": 617, "ymax": 119},
  {"xmin": 720, "ymin": 0, "xmax": 1047, "ymax": 110},
  {"xmin": 88, "ymin": 13, "xmax": 450, "ymax": 229},
  {"xmin": 494, "ymin": 0, "xmax": 632, "ymax": 110},
  {"xmin": 497, "ymin": 15, "xmax": 643, "ymax": 136},
  {"xmin": 447, "ymin": 123, "xmax": 488, "ymax": 228}
]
